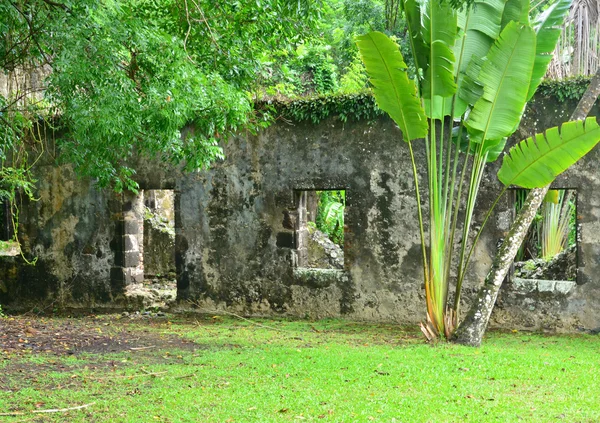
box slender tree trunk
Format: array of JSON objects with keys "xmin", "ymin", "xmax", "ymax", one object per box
[{"xmin": 453, "ymin": 69, "xmax": 600, "ymax": 347}]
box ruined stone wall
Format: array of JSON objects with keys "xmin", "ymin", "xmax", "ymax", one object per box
[{"xmin": 2, "ymin": 95, "xmax": 600, "ymax": 332}]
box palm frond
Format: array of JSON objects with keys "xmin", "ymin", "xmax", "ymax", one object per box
[{"xmin": 498, "ymin": 117, "xmax": 600, "ymax": 188}]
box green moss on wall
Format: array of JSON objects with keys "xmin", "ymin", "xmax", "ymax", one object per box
[{"xmin": 257, "ymin": 77, "xmax": 594, "ymax": 124}]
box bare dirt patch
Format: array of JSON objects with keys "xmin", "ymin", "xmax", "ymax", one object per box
[
  {"xmin": 0, "ymin": 315, "xmax": 201, "ymax": 356},
  {"xmin": 0, "ymin": 315, "xmax": 214, "ymax": 393}
]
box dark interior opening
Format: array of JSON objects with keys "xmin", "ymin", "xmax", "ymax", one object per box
[{"xmin": 0, "ymin": 200, "xmax": 13, "ymax": 241}]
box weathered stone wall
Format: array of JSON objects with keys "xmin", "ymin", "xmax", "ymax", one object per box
[
  {"xmin": 143, "ymin": 221, "xmax": 175, "ymax": 278},
  {"xmin": 2, "ymin": 95, "xmax": 600, "ymax": 332}
]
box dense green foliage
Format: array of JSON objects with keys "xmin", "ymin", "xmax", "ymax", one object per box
[
  {"xmin": 260, "ymin": 76, "xmax": 594, "ymax": 126},
  {"xmin": 1, "ymin": 0, "xmax": 323, "ymax": 193},
  {"xmin": 260, "ymin": 0, "xmax": 412, "ymax": 98},
  {"xmin": 260, "ymin": 92, "xmax": 384, "ymax": 124},
  {"xmin": 315, "ymin": 190, "xmax": 345, "ymax": 246},
  {"xmin": 536, "ymin": 75, "xmax": 593, "ymax": 101}
]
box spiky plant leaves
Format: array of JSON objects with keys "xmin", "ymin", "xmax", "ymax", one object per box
[
  {"xmin": 421, "ymin": 0, "xmax": 458, "ymax": 98},
  {"xmin": 527, "ymin": 0, "xmax": 572, "ymax": 100},
  {"xmin": 498, "ymin": 117, "xmax": 600, "ymax": 188},
  {"xmin": 541, "ymin": 190, "xmax": 571, "ymax": 259},
  {"xmin": 356, "ymin": 32, "xmax": 428, "ymax": 142},
  {"xmin": 465, "ymin": 22, "xmax": 536, "ymax": 142}
]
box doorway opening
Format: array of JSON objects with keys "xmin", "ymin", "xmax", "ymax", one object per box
[{"xmin": 121, "ymin": 189, "xmax": 177, "ymax": 309}]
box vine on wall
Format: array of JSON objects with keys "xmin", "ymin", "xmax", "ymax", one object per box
[{"xmin": 260, "ymin": 78, "xmax": 595, "ymax": 125}]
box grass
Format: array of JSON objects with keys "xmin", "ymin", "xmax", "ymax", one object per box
[{"xmin": 1, "ymin": 315, "xmax": 599, "ymax": 422}]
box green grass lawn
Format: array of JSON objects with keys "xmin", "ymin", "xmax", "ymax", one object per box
[{"xmin": 1, "ymin": 314, "xmax": 599, "ymax": 422}]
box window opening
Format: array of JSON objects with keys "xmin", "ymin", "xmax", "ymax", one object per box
[
  {"xmin": 512, "ymin": 188, "xmax": 577, "ymax": 291},
  {"xmin": 295, "ymin": 190, "xmax": 345, "ymax": 269}
]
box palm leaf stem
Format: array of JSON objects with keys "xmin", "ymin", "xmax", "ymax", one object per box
[
  {"xmin": 402, "ymin": 0, "xmax": 423, "ymax": 88},
  {"xmin": 442, "ymin": 116, "xmax": 455, "ymax": 226},
  {"xmin": 428, "ymin": 123, "xmax": 445, "ymax": 333},
  {"xmin": 409, "ymin": 140, "xmax": 430, "ymax": 288},
  {"xmin": 439, "ymin": 119, "xmax": 446, "ymax": 220},
  {"xmin": 454, "ymin": 184, "xmax": 508, "ymax": 314},
  {"xmin": 441, "ymin": 0, "xmax": 472, "ymax": 288},
  {"xmin": 443, "ymin": 118, "xmax": 466, "ymax": 286},
  {"xmin": 455, "ymin": 147, "xmax": 487, "ymax": 307},
  {"xmin": 426, "ymin": 2, "xmax": 444, "ymax": 331}
]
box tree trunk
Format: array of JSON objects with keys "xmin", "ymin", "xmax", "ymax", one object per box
[{"xmin": 453, "ymin": 69, "xmax": 600, "ymax": 347}]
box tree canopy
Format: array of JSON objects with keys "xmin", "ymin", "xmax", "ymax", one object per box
[{"xmin": 1, "ymin": 0, "xmax": 321, "ymax": 192}]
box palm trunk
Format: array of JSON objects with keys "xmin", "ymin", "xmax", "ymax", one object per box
[{"xmin": 453, "ymin": 68, "xmax": 600, "ymax": 347}]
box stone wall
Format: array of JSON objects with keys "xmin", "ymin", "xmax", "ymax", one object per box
[{"xmin": 1, "ymin": 95, "xmax": 600, "ymax": 332}]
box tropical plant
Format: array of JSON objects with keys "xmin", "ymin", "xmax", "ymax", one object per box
[
  {"xmin": 515, "ymin": 188, "xmax": 576, "ymax": 261},
  {"xmin": 315, "ymin": 190, "xmax": 345, "ymax": 246},
  {"xmin": 356, "ymin": 0, "xmax": 600, "ymax": 341},
  {"xmin": 453, "ymin": 64, "xmax": 600, "ymax": 347},
  {"xmin": 540, "ymin": 189, "xmax": 575, "ymax": 260}
]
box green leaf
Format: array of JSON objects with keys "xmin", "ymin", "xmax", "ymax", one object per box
[
  {"xmin": 456, "ymin": 0, "xmax": 506, "ymax": 74},
  {"xmin": 527, "ymin": 0, "xmax": 572, "ymax": 100},
  {"xmin": 356, "ymin": 31, "xmax": 428, "ymax": 141},
  {"xmin": 455, "ymin": 0, "xmax": 506, "ymax": 108},
  {"xmin": 423, "ymin": 95, "xmax": 454, "ymax": 119},
  {"xmin": 457, "ymin": 55, "xmax": 484, "ymax": 106},
  {"xmin": 465, "ymin": 22, "xmax": 536, "ymax": 142},
  {"xmin": 498, "ymin": 118, "xmax": 600, "ymax": 188},
  {"xmin": 501, "ymin": 0, "xmax": 525, "ymax": 28},
  {"xmin": 483, "ymin": 137, "xmax": 507, "ymax": 162},
  {"xmin": 403, "ymin": 0, "xmax": 428, "ymax": 74},
  {"xmin": 421, "ymin": 0, "xmax": 458, "ymax": 98},
  {"xmin": 501, "ymin": 0, "xmax": 530, "ymax": 27}
]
